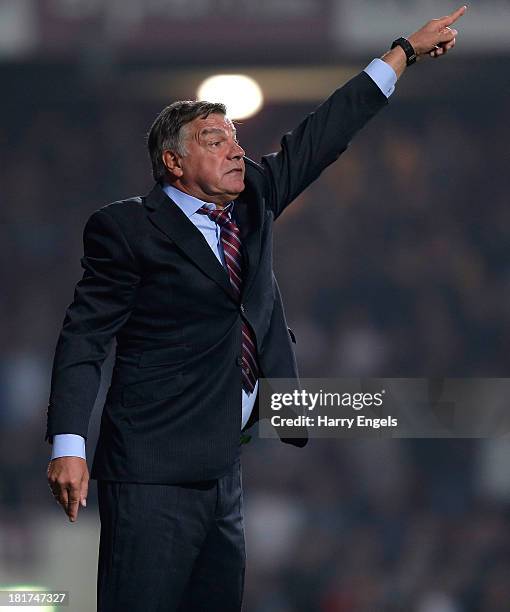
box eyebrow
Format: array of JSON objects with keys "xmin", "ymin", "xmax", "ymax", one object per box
[{"xmin": 200, "ymin": 127, "xmax": 238, "ymax": 139}]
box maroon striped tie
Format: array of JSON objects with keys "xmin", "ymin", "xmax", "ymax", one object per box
[{"xmin": 198, "ymin": 205, "xmax": 259, "ymax": 392}]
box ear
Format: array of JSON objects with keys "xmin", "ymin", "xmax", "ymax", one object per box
[{"xmin": 162, "ymin": 150, "xmax": 184, "ymax": 178}]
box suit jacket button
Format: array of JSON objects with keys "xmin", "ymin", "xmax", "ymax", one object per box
[
  {"xmin": 236, "ymin": 356, "xmax": 243, "ymax": 366},
  {"xmin": 240, "ymin": 304, "xmax": 246, "ymax": 314}
]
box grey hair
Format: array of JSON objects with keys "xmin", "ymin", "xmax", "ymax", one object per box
[{"xmin": 147, "ymin": 100, "xmax": 227, "ymax": 183}]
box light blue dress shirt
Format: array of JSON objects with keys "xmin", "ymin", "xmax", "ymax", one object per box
[
  {"xmin": 51, "ymin": 59, "xmax": 397, "ymax": 460},
  {"xmin": 364, "ymin": 58, "xmax": 397, "ymax": 97}
]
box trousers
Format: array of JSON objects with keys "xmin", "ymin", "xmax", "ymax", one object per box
[{"xmin": 96, "ymin": 459, "xmax": 245, "ymax": 612}]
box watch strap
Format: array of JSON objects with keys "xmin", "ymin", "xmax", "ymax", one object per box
[{"xmin": 391, "ymin": 37, "xmax": 417, "ymax": 66}]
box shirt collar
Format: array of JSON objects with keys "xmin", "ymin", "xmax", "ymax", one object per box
[{"xmin": 162, "ymin": 183, "xmax": 234, "ymax": 218}]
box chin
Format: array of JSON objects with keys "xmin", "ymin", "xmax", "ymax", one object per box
[{"xmin": 226, "ymin": 178, "xmax": 245, "ymax": 196}]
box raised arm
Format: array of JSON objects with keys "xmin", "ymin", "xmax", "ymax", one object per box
[
  {"xmin": 261, "ymin": 5, "xmax": 467, "ymax": 219},
  {"xmin": 261, "ymin": 70, "xmax": 388, "ymax": 219}
]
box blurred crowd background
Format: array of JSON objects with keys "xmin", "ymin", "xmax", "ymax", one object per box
[{"xmin": 2, "ymin": 1, "xmax": 510, "ymax": 610}]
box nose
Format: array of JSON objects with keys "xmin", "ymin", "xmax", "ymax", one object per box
[{"xmin": 229, "ymin": 140, "xmax": 245, "ymax": 159}]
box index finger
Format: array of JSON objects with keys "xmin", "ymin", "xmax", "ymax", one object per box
[
  {"xmin": 66, "ymin": 485, "xmax": 82, "ymax": 522},
  {"xmin": 441, "ymin": 5, "xmax": 468, "ymax": 26}
]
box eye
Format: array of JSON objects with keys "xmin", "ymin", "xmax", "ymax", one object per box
[{"xmin": 210, "ymin": 141, "xmax": 221, "ymax": 147}]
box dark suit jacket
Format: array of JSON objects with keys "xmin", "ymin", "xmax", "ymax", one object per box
[{"xmin": 46, "ymin": 71, "xmax": 388, "ymax": 483}]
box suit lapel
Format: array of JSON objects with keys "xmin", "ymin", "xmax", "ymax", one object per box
[
  {"xmin": 234, "ymin": 186, "xmax": 263, "ymax": 300},
  {"xmin": 144, "ymin": 184, "xmax": 235, "ymax": 301}
]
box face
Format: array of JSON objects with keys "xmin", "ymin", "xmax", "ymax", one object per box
[{"xmin": 164, "ymin": 113, "xmax": 246, "ymax": 207}]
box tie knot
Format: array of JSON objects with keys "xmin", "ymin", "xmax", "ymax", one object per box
[{"xmin": 198, "ymin": 205, "xmax": 232, "ymax": 228}]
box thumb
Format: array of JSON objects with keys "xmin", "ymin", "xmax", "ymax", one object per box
[
  {"xmin": 438, "ymin": 27, "xmax": 457, "ymax": 43},
  {"xmin": 80, "ymin": 478, "xmax": 89, "ymax": 508}
]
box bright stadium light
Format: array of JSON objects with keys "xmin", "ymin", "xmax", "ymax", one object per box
[{"xmin": 197, "ymin": 74, "xmax": 263, "ymax": 120}]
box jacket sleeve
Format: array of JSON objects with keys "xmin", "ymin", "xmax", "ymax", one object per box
[
  {"xmin": 45, "ymin": 208, "xmax": 141, "ymax": 443},
  {"xmin": 261, "ymin": 71, "xmax": 389, "ymax": 220}
]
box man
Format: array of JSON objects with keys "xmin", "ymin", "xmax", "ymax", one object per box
[{"xmin": 46, "ymin": 7, "xmax": 466, "ymax": 611}]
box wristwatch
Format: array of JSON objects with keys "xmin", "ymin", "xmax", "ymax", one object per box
[{"xmin": 391, "ymin": 37, "xmax": 417, "ymax": 66}]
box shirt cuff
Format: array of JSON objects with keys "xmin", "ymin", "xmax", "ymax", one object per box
[
  {"xmin": 51, "ymin": 434, "xmax": 86, "ymax": 460},
  {"xmin": 364, "ymin": 58, "xmax": 397, "ymax": 98}
]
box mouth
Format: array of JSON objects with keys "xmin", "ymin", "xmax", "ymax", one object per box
[{"xmin": 226, "ymin": 168, "xmax": 243, "ymax": 174}]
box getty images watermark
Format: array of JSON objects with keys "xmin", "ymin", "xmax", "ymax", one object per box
[
  {"xmin": 270, "ymin": 388, "xmax": 395, "ymax": 430},
  {"xmin": 258, "ymin": 378, "xmax": 510, "ymax": 439}
]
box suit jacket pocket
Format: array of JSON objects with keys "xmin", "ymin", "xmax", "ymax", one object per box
[
  {"xmin": 138, "ymin": 345, "xmax": 192, "ymax": 367},
  {"xmin": 122, "ymin": 373, "xmax": 185, "ymax": 407}
]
